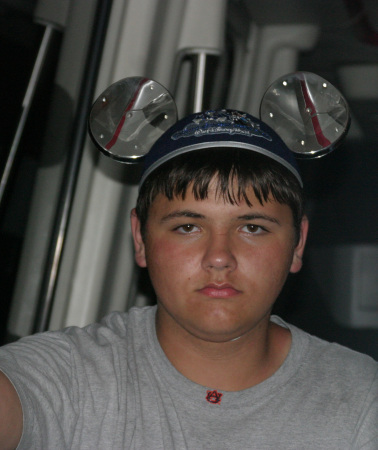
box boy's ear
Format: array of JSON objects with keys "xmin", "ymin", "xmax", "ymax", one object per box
[
  {"xmin": 130, "ymin": 209, "xmax": 147, "ymax": 268},
  {"xmin": 290, "ymin": 216, "xmax": 309, "ymax": 274}
]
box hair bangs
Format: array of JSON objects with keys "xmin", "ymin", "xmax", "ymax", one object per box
[{"xmin": 136, "ymin": 148, "xmax": 305, "ymax": 243}]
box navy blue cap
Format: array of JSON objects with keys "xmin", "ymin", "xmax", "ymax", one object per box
[{"xmin": 140, "ymin": 109, "xmax": 302, "ymax": 187}]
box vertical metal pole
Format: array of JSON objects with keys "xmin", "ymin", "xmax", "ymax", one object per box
[
  {"xmin": 192, "ymin": 52, "xmax": 207, "ymax": 112},
  {"xmin": 173, "ymin": 49, "xmax": 221, "ymax": 115},
  {"xmin": 34, "ymin": 0, "xmax": 113, "ymax": 333},
  {"xmin": 0, "ymin": 25, "xmax": 55, "ymax": 205}
]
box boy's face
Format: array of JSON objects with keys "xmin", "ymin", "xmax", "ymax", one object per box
[{"xmin": 131, "ymin": 180, "xmax": 308, "ymax": 344}]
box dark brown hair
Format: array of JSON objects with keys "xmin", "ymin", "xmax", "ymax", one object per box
[{"xmin": 136, "ymin": 148, "xmax": 305, "ymax": 243}]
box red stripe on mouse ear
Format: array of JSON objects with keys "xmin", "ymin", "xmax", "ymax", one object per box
[
  {"xmin": 299, "ymin": 78, "xmax": 331, "ymax": 148},
  {"xmin": 105, "ymin": 78, "xmax": 149, "ymax": 150}
]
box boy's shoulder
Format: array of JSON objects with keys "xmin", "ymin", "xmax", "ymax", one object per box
[{"xmin": 276, "ymin": 315, "xmax": 378, "ymax": 387}]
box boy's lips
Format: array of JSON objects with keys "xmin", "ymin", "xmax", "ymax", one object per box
[{"xmin": 198, "ymin": 283, "xmax": 241, "ymax": 298}]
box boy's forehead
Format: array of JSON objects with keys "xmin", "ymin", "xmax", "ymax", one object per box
[{"xmin": 146, "ymin": 185, "xmax": 294, "ymax": 229}]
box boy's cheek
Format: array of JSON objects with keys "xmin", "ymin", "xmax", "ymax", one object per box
[{"xmin": 146, "ymin": 239, "xmax": 186, "ymax": 265}]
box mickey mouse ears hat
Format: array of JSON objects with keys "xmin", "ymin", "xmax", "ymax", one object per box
[
  {"xmin": 140, "ymin": 109, "xmax": 303, "ymax": 188},
  {"xmin": 89, "ymin": 72, "xmax": 351, "ymax": 187}
]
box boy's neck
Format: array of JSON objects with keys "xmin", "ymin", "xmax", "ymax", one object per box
[{"xmin": 155, "ymin": 309, "xmax": 291, "ymax": 392}]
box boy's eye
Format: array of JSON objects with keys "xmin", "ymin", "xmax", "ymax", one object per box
[
  {"xmin": 240, "ymin": 224, "xmax": 266, "ymax": 234},
  {"xmin": 175, "ymin": 224, "xmax": 200, "ymax": 234}
]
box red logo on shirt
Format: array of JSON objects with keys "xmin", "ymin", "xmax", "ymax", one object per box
[{"xmin": 206, "ymin": 389, "xmax": 223, "ymax": 404}]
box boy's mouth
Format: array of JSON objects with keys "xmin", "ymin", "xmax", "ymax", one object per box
[{"xmin": 198, "ymin": 283, "xmax": 241, "ymax": 298}]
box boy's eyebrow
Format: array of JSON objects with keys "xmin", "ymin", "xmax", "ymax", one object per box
[
  {"xmin": 159, "ymin": 211, "xmax": 280, "ymax": 225},
  {"xmin": 237, "ymin": 214, "xmax": 281, "ymax": 225},
  {"xmin": 160, "ymin": 210, "xmax": 205, "ymax": 223}
]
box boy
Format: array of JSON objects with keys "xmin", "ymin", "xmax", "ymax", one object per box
[{"xmin": 0, "ymin": 110, "xmax": 377, "ymax": 449}]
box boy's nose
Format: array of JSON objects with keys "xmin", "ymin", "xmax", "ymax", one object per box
[{"xmin": 201, "ymin": 233, "xmax": 237, "ymax": 272}]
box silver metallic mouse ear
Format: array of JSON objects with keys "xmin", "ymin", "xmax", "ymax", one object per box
[
  {"xmin": 88, "ymin": 72, "xmax": 350, "ymax": 164},
  {"xmin": 88, "ymin": 77, "xmax": 177, "ymax": 163},
  {"xmin": 260, "ymin": 72, "xmax": 350, "ymax": 158}
]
